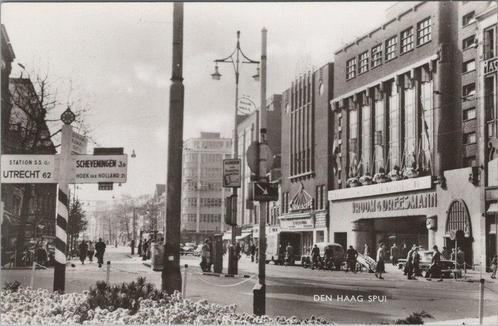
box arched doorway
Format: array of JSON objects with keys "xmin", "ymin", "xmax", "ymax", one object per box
[{"xmin": 445, "ymin": 200, "xmax": 473, "ymax": 268}]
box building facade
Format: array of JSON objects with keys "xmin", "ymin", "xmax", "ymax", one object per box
[
  {"xmin": 279, "ymin": 63, "xmax": 334, "ymax": 257},
  {"xmin": 181, "ymin": 132, "xmax": 231, "ymax": 243},
  {"xmin": 328, "ymin": 1, "xmax": 493, "ymax": 268},
  {"xmin": 475, "ymin": 2, "xmax": 498, "ymax": 268}
]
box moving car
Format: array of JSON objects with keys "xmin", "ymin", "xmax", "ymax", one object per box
[
  {"xmin": 397, "ymin": 249, "xmax": 455, "ymax": 277},
  {"xmin": 301, "ymin": 243, "xmax": 345, "ymax": 270}
]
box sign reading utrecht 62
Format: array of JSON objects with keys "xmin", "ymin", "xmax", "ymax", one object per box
[
  {"xmin": 1, "ymin": 155, "xmax": 58, "ymax": 183},
  {"xmin": 69, "ymin": 154, "xmax": 127, "ymax": 184}
]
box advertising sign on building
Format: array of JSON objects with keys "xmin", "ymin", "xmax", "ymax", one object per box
[
  {"xmin": 69, "ymin": 154, "xmax": 127, "ymax": 184},
  {"xmin": 1, "ymin": 154, "xmax": 58, "ymax": 183},
  {"xmin": 223, "ymin": 159, "xmax": 241, "ymax": 188}
]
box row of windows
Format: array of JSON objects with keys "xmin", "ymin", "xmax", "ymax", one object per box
[
  {"xmin": 200, "ymin": 214, "xmax": 221, "ymax": 223},
  {"xmin": 183, "ymin": 181, "xmax": 223, "ymax": 191},
  {"xmin": 200, "ymin": 198, "xmax": 222, "ymax": 207},
  {"xmin": 346, "ymin": 17, "xmax": 432, "ymax": 80}
]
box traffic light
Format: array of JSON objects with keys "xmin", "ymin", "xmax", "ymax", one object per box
[{"xmin": 224, "ymin": 195, "xmax": 237, "ymax": 225}]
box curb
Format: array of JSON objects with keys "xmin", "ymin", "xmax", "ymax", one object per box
[{"xmin": 202, "ymin": 272, "xmax": 251, "ymax": 278}]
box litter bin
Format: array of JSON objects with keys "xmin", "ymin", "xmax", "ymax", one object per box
[{"xmin": 151, "ymin": 243, "xmax": 164, "ymax": 271}]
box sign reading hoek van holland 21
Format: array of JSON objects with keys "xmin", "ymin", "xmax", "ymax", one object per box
[{"xmin": 69, "ymin": 154, "xmax": 127, "ymax": 184}]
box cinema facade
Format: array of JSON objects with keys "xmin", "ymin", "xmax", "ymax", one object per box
[{"xmin": 327, "ymin": 2, "xmax": 490, "ymax": 267}]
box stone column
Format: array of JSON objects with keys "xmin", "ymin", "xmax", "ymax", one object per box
[
  {"xmin": 351, "ymin": 219, "xmax": 373, "ymax": 253},
  {"xmin": 426, "ymin": 215, "xmax": 437, "ymax": 250}
]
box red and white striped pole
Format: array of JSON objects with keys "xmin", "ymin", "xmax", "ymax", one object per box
[{"xmin": 54, "ymin": 109, "xmax": 74, "ymax": 292}]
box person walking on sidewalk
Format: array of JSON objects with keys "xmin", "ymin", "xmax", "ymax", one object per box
[
  {"xmin": 311, "ymin": 244, "xmax": 321, "ymax": 270},
  {"xmin": 390, "ymin": 243, "xmax": 400, "ymax": 266},
  {"xmin": 200, "ymin": 239, "xmax": 211, "ymax": 272},
  {"xmin": 286, "ymin": 243, "xmax": 295, "ymax": 266},
  {"xmin": 250, "ymin": 243, "xmax": 256, "ymax": 263},
  {"xmin": 95, "ymin": 238, "xmax": 106, "ymax": 268},
  {"xmin": 490, "ymin": 255, "xmax": 497, "ymax": 279},
  {"xmin": 345, "ymin": 245, "xmax": 358, "ymax": 273},
  {"xmin": 426, "ymin": 245, "xmax": 443, "ymax": 282},
  {"xmin": 405, "ymin": 244, "xmax": 417, "ymax": 279},
  {"xmin": 87, "ymin": 241, "xmax": 95, "ymax": 263},
  {"xmin": 375, "ymin": 243, "xmax": 386, "ymax": 279},
  {"xmin": 78, "ymin": 240, "xmax": 88, "ymax": 265}
]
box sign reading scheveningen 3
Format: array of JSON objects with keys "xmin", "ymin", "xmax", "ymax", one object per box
[{"xmin": 352, "ymin": 192, "xmax": 438, "ymax": 214}]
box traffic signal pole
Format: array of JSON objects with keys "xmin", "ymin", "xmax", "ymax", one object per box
[
  {"xmin": 162, "ymin": 2, "xmax": 183, "ymax": 294},
  {"xmin": 253, "ymin": 27, "xmax": 267, "ymax": 316}
]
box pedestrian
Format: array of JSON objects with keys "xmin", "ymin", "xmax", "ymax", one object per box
[
  {"xmin": 490, "ymin": 255, "xmax": 497, "ymax": 279},
  {"xmin": 400, "ymin": 243, "xmax": 408, "ymax": 259},
  {"xmin": 250, "ymin": 243, "xmax": 256, "ymax": 262},
  {"xmin": 442, "ymin": 246, "xmax": 451, "ymax": 260},
  {"xmin": 405, "ymin": 244, "xmax": 417, "ymax": 279},
  {"xmin": 138, "ymin": 239, "xmax": 143, "ymax": 257},
  {"xmin": 426, "ymin": 245, "xmax": 443, "ymax": 281},
  {"xmin": 235, "ymin": 242, "xmax": 242, "ymax": 260},
  {"xmin": 413, "ymin": 247, "xmax": 421, "ymax": 277},
  {"xmin": 78, "ymin": 240, "xmax": 88, "ymax": 265},
  {"xmin": 286, "ymin": 242, "xmax": 295, "ymax": 266},
  {"xmin": 375, "ymin": 243, "xmax": 386, "ymax": 279},
  {"xmin": 255, "ymin": 245, "xmax": 259, "ymax": 263},
  {"xmin": 115, "ymin": 240, "xmax": 118, "ymax": 248},
  {"xmin": 364, "ymin": 243, "xmax": 370, "ymax": 257},
  {"xmin": 130, "ymin": 239, "xmax": 135, "ymax": 255},
  {"xmin": 200, "ymin": 239, "xmax": 211, "ymax": 272},
  {"xmin": 457, "ymin": 247, "xmax": 466, "ymax": 273},
  {"xmin": 87, "ymin": 241, "xmax": 95, "ymax": 262},
  {"xmin": 390, "ymin": 243, "xmax": 400, "ymax": 266},
  {"xmin": 450, "ymin": 248, "xmax": 456, "ymax": 261},
  {"xmin": 277, "ymin": 244, "xmax": 285, "ymax": 265},
  {"xmin": 345, "ymin": 245, "xmax": 358, "ymax": 273},
  {"xmin": 95, "ymin": 238, "xmax": 106, "ymax": 268},
  {"xmin": 142, "ymin": 239, "xmax": 149, "ymax": 261},
  {"xmin": 311, "ymin": 244, "xmax": 321, "ymax": 270}
]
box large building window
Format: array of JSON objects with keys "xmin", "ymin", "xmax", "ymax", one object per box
[
  {"xmin": 485, "ymin": 75, "xmax": 496, "ymax": 138},
  {"xmin": 462, "ymin": 35, "xmax": 476, "ymax": 50},
  {"xmin": 346, "ymin": 58, "xmax": 357, "ymax": 80},
  {"xmin": 374, "ymin": 92, "xmax": 384, "ymax": 172},
  {"xmin": 359, "ymin": 51, "xmax": 369, "ymax": 74},
  {"xmin": 463, "ymin": 83, "xmax": 476, "ymax": 100},
  {"xmin": 463, "ymin": 107, "xmax": 476, "ymax": 121},
  {"xmin": 403, "ymin": 78, "xmax": 416, "ymax": 167},
  {"xmin": 417, "ymin": 17, "xmax": 432, "ymax": 46},
  {"xmin": 400, "ymin": 27, "xmax": 414, "ymax": 54},
  {"xmin": 463, "ymin": 60, "xmax": 476, "ymax": 73},
  {"xmin": 385, "ymin": 36, "xmax": 397, "ymax": 61},
  {"xmin": 462, "ymin": 11, "xmax": 475, "ymax": 27},
  {"xmin": 348, "ymin": 107, "xmax": 359, "ymax": 178},
  {"xmin": 484, "ymin": 25, "xmax": 496, "ymax": 60},
  {"xmin": 388, "ymin": 81, "xmax": 400, "ymax": 170},
  {"xmin": 463, "ymin": 132, "xmax": 477, "ymax": 144},
  {"xmin": 361, "ymin": 96, "xmax": 372, "ymax": 174},
  {"xmin": 420, "ymin": 66, "xmax": 434, "ymax": 173},
  {"xmin": 371, "ymin": 44, "xmax": 382, "ymax": 68}
]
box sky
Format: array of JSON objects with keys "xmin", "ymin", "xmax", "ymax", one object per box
[{"xmin": 1, "ymin": 1, "xmax": 396, "ymax": 202}]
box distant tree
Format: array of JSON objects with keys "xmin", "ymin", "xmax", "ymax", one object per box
[{"xmin": 67, "ymin": 199, "xmax": 88, "ymax": 252}]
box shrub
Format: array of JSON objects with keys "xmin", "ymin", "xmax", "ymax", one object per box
[
  {"xmin": 3, "ymin": 280, "xmax": 21, "ymax": 292},
  {"xmin": 393, "ymin": 311, "xmax": 433, "ymax": 324}
]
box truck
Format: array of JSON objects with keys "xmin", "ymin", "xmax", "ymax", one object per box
[{"xmin": 265, "ymin": 231, "xmax": 302, "ymax": 265}]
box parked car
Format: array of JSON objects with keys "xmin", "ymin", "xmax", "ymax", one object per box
[
  {"xmin": 397, "ymin": 249, "xmax": 455, "ymax": 277},
  {"xmin": 301, "ymin": 243, "xmax": 345, "ymax": 270},
  {"xmin": 180, "ymin": 244, "xmax": 196, "ymax": 256}
]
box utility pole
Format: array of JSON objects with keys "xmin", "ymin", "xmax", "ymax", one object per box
[
  {"xmin": 162, "ymin": 1, "xmax": 183, "ymax": 294},
  {"xmin": 253, "ymin": 27, "xmax": 267, "ymax": 316}
]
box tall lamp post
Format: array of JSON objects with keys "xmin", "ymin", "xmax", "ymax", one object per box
[{"xmin": 211, "ymin": 31, "xmax": 259, "ymax": 275}]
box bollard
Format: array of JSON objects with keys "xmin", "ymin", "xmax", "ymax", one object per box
[
  {"xmin": 182, "ymin": 264, "xmax": 188, "ymax": 297},
  {"xmin": 479, "ymin": 278, "xmax": 484, "ymax": 325},
  {"xmin": 30, "ymin": 261, "xmax": 36, "ymax": 288},
  {"xmin": 106, "ymin": 261, "xmax": 111, "ymax": 284}
]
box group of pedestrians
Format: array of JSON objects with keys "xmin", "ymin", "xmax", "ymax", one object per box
[
  {"xmin": 78, "ymin": 238, "xmax": 106, "ymax": 267},
  {"xmin": 137, "ymin": 238, "xmax": 152, "ymax": 260}
]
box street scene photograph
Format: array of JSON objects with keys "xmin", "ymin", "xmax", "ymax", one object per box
[{"xmin": 1, "ymin": 1, "xmax": 498, "ymax": 325}]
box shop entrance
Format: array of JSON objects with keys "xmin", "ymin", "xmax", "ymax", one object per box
[
  {"xmin": 372, "ymin": 216, "xmax": 428, "ymax": 255},
  {"xmin": 445, "ymin": 200, "xmax": 473, "ymax": 268}
]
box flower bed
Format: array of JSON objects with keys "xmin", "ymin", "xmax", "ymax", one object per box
[{"xmin": 1, "ymin": 280, "xmax": 329, "ymax": 325}]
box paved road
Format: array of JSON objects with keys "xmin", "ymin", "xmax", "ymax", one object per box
[{"xmin": 3, "ymin": 246, "xmax": 498, "ymax": 324}]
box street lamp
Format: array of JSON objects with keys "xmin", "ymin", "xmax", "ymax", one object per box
[{"xmin": 211, "ymin": 30, "xmax": 259, "ymax": 276}]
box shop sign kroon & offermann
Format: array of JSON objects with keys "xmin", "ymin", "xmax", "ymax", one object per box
[{"xmin": 352, "ymin": 192, "xmax": 437, "ymax": 214}]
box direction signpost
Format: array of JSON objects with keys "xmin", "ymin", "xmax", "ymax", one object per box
[{"xmin": 0, "ymin": 108, "xmax": 128, "ymax": 292}]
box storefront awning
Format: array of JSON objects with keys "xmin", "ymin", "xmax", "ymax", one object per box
[{"xmin": 487, "ymin": 203, "xmax": 498, "ymax": 214}]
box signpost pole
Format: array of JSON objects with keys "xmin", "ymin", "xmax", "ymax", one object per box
[
  {"xmin": 54, "ymin": 123, "xmax": 72, "ymax": 292},
  {"xmin": 254, "ymin": 27, "xmax": 267, "ymax": 316}
]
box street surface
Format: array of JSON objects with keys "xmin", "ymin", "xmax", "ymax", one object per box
[{"xmin": 2, "ymin": 246, "xmax": 498, "ymax": 324}]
